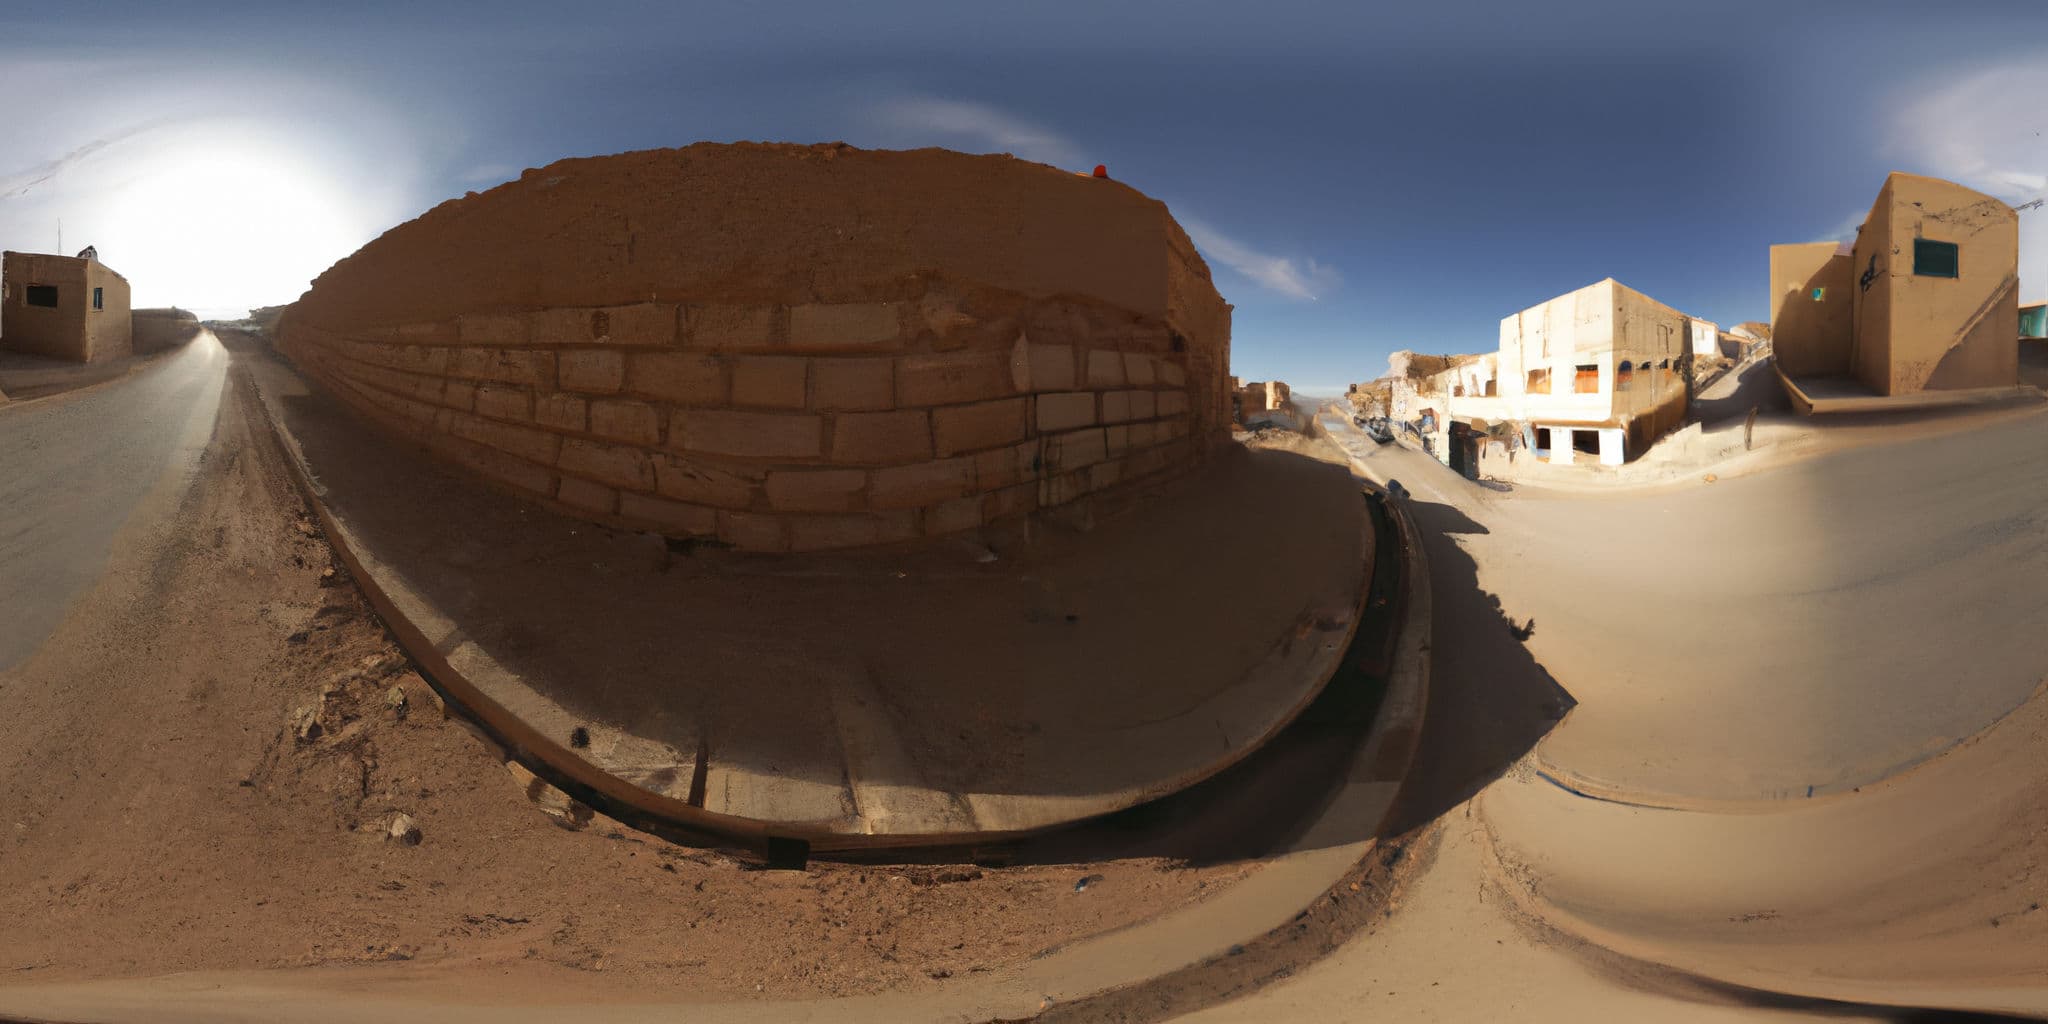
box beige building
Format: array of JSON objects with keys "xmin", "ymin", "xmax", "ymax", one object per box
[
  {"xmin": 1489, "ymin": 278, "xmax": 1698, "ymax": 466},
  {"xmin": 1771, "ymin": 172, "xmax": 2019, "ymax": 408},
  {"xmin": 1, "ymin": 251, "xmax": 133, "ymax": 363}
]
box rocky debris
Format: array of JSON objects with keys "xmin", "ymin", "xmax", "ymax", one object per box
[
  {"xmin": 387, "ymin": 813, "xmax": 422, "ymax": 846},
  {"xmin": 1073, "ymin": 873, "xmax": 1105, "ymax": 893},
  {"xmin": 507, "ymin": 760, "xmax": 595, "ymax": 830},
  {"xmin": 290, "ymin": 705, "xmax": 323, "ymax": 743},
  {"xmin": 385, "ymin": 685, "xmax": 409, "ymax": 718}
]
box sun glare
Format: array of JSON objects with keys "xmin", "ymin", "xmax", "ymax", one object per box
[{"xmin": 93, "ymin": 137, "xmax": 373, "ymax": 316}]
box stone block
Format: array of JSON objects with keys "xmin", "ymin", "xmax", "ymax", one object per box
[
  {"xmin": 654, "ymin": 455, "xmax": 762, "ymax": 509},
  {"xmin": 811, "ymin": 357, "xmax": 895, "ymax": 411},
  {"xmin": 787, "ymin": 511, "xmax": 918, "ymax": 552},
  {"xmin": 629, "ymin": 351, "xmax": 725, "ymax": 404},
  {"xmin": 1160, "ymin": 360, "xmax": 1187, "ymax": 387},
  {"xmin": 716, "ymin": 511, "xmax": 789, "ymax": 553},
  {"xmin": 982, "ymin": 482, "xmax": 1037, "ymax": 524},
  {"xmin": 788, "ymin": 303, "xmax": 901, "ymax": 350},
  {"xmin": 868, "ymin": 458, "xmax": 973, "ymax": 509},
  {"xmin": 427, "ymin": 433, "xmax": 557, "ymax": 497},
  {"xmin": 475, "ymin": 385, "xmax": 532, "ymax": 421},
  {"xmin": 932, "ymin": 397, "xmax": 1027, "ymax": 457},
  {"xmin": 1035, "ymin": 391, "xmax": 1096, "ymax": 433},
  {"xmin": 1085, "ymin": 349, "xmax": 1126, "ymax": 388},
  {"xmin": 685, "ymin": 304, "xmax": 780, "ymax": 351},
  {"xmin": 923, "ymin": 496, "xmax": 983, "ymax": 537},
  {"xmin": 558, "ymin": 350, "xmax": 624, "ymax": 393},
  {"xmin": 897, "ymin": 350, "xmax": 1011, "ymax": 407},
  {"xmin": 557, "ymin": 476, "xmax": 618, "ymax": 515},
  {"xmin": 1123, "ymin": 352, "xmax": 1157, "ymax": 386},
  {"xmin": 764, "ymin": 469, "xmax": 868, "ymax": 513},
  {"xmin": 731, "ymin": 356, "xmax": 809, "ymax": 409},
  {"xmin": 830, "ymin": 409, "xmax": 932, "ymax": 464},
  {"xmin": 450, "ymin": 348, "xmax": 552, "ymax": 387},
  {"xmin": 442, "ymin": 379, "xmax": 478, "ymax": 412},
  {"xmin": 590, "ymin": 399, "xmax": 662, "ymax": 445},
  {"xmin": 448, "ymin": 411, "xmax": 562, "ymax": 466},
  {"xmin": 596, "ymin": 303, "xmax": 678, "ymax": 346},
  {"xmin": 1105, "ymin": 424, "xmax": 1131, "ymax": 456},
  {"xmin": 536, "ymin": 392, "xmax": 588, "ymax": 433},
  {"xmin": 1044, "ymin": 427, "xmax": 1107, "ymax": 471},
  {"xmin": 673, "ymin": 409, "xmax": 823, "ymax": 459},
  {"xmin": 458, "ymin": 313, "xmax": 527, "ymax": 346},
  {"xmin": 1100, "ymin": 391, "xmax": 1132, "ymax": 424},
  {"xmin": 1027, "ymin": 343, "xmax": 1076, "ymax": 392},
  {"xmin": 1159, "ymin": 389, "xmax": 1190, "ymax": 416},
  {"xmin": 559, "ymin": 438, "xmax": 654, "ymax": 491},
  {"xmin": 619, "ymin": 493, "xmax": 717, "ymax": 536},
  {"xmin": 1130, "ymin": 390, "xmax": 1157, "ymax": 420},
  {"xmin": 973, "ymin": 444, "xmax": 1022, "ymax": 491},
  {"xmin": 1089, "ymin": 459, "xmax": 1125, "ymax": 492}
]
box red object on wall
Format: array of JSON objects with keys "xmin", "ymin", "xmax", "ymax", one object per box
[{"xmin": 1092, "ymin": 164, "xmax": 1108, "ymax": 179}]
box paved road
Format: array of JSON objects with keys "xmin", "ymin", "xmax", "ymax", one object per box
[
  {"xmin": 0, "ymin": 337, "xmax": 226, "ymax": 670},
  {"xmin": 1326, "ymin": 411, "xmax": 2048, "ymax": 803}
]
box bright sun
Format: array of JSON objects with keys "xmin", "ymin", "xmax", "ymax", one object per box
[{"xmin": 91, "ymin": 136, "xmax": 376, "ymax": 316}]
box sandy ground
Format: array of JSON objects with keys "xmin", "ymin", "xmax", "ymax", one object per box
[
  {"xmin": 0, "ymin": 345, "xmax": 1258, "ymax": 1003},
  {"xmin": 1269, "ymin": 415, "xmax": 2048, "ymax": 1021}
]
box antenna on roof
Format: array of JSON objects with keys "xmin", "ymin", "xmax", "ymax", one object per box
[{"xmin": 2019, "ymin": 198, "xmax": 2045, "ymax": 213}]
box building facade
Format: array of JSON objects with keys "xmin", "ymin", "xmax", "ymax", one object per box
[
  {"xmin": 1771, "ymin": 173, "xmax": 2020, "ymax": 400},
  {"xmin": 1490, "ymin": 278, "xmax": 1697, "ymax": 466},
  {"xmin": 0, "ymin": 251, "xmax": 133, "ymax": 363}
]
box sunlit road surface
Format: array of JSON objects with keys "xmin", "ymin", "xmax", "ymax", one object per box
[
  {"xmin": 0, "ymin": 336, "xmax": 227, "ymax": 671},
  {"xmin": 1324, "ymin": 411, "xmax": 2048, "ymax": 803}
]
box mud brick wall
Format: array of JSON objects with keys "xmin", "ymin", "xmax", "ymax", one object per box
[
  {"xmin": 283, "ymin": 291, "xmax": 1205, "ymax": 552},
  {"xmin": 277, "ymin": 143, "xmax": 1234, "ymax": 552}
]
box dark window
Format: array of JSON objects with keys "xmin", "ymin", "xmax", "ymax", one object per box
[
  {"xmin": 1616, "ymin": 361, "xmax": 1635, "ymax": 389},
  {"xmin": 1573, "ymin": 364, "xmax": 1599, "ymax": 394},
  {"xmin": 1483, "ymin": 379, "xmax": 1498, "ymax": 397},
  {"xmin": 1527, "ymin": 368, "xmax": 1551, "ymax": 395},
  {"xmin": 93, "ymin": 287, "xmax": 104, "ymax": 311},
  {"xmin": 1572, "ymin": 430, "xmax": 1601, "ymax": 455},
  {"xmin": 1913, "ymin": 238, "xmax": 1959, "ymax": 278},
  {"xmin": 26, "ymin": 285, "xmax": 58, "ymax": 307}
]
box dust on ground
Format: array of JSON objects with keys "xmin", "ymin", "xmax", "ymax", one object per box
[{"xmin": 0, "ymin": 364, "xmax": 1252, "ymax": 1000}]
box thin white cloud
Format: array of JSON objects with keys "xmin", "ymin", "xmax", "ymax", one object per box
[
  {"xmin": 868, "ymin": 95, "xmax": 1335, "ymax": 302},
  {"xmin": 1179, "ymin": 216, "xmax": 1339, "ymax": 302},
  {"xmin": 871, "ymin": 97, "xmax": 1084, "ymax": 168},
  {"xmin": 1890, "ymin": 61, "xmax": 2048, "ymax": 299}
]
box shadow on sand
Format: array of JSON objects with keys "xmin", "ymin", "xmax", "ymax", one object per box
[{"xmin": 1377, "ymin": 495, "xmax": 1576, "ymax": 836}]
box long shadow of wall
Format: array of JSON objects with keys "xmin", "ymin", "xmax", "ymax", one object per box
[{"xmin": 1378, "ymin": 498, "xmax": 1576, "ymax": 835}]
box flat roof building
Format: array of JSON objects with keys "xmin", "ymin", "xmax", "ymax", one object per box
[
  {"xmin": 1, "ymin": 250, "xmax": 133, "ymax": 363},
  {"xmin": 1771, "ymin": 172, "xmax": 2022, "ymax": 411}
]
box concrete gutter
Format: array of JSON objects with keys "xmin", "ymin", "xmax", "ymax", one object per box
[
  {"xmin": 239, "ymin": 349, "xmax": 1387, "ymax": 852},
  {"xmin": 0, "ymin": 399, "xmax": 1439, "ymax": 1024}
]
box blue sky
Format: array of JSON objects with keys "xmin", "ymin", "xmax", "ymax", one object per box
[{"xmin": 3, "ymin": 1, "xmax": 2045, "ymax": 393}]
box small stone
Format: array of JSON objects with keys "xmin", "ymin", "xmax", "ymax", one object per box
[
  {"xmin": 388, "ymin": 813, "xmax": 422, "ymax": 846},
  {"xmin": 1073, "ymin": 873, "xmax": 1104, "ymax": 893},
  {"xmin": 291, "ymin": 705, "xmax": 323, "ymax": 743},
  {"xmin": 385, "ymin": 686, "xmax": 409, "ymax": 717}
]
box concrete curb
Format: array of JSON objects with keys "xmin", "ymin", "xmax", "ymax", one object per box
[
  {"xmin": 240, "ymin": 350, "xmax": 1387, "ymax": 853},
  {"xmin": 0, "ymin": 465, "xmax": 1436, "ymax": 1024}
]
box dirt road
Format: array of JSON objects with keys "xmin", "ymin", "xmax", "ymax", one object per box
[
  {"xmin": 1208, "ymin": 417, "xmax": 2048, "ymax": 1021},
  {"xmin": 0, "ymin": 338, "xmax": 226, "ymax": 669}
]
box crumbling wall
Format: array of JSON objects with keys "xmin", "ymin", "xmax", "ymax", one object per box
[
  {"xmin": 133, "ymin": 308, "xmax": 201, "ymax": 354},
  {"xmin": 279, "ymin": 143, "xmax": 1229, "ymax": 552}
]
